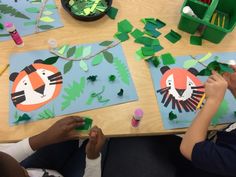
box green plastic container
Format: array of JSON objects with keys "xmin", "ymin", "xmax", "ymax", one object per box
[{"xmin": 178, "ymin": 0, "xmax": 236, "ymax": 43}]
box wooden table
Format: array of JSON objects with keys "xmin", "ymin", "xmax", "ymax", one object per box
[{"xmin": 0, "ymin": 0, "xmax": 234, "ymax": 143}]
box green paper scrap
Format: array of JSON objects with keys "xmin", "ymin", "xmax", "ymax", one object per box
[
  {"xmin": 14, "ymin": 113, "xmax": 31, "ymax": 123},
  {"xmin": 67, "ymin": 46, "xmax": 76, "ymax": 58},
  {"xmin": 117, "ymin": 89, "xmax": 124, "ymax": 96},
  {"xmin": 109, "ymin": 75, "xmax": 116, "ymax": 81},
  {"xmin": 0, "ymin": 4, "xmax": 30, "ymax": 20},
  {"xmin": 152, "ymin": 39, "xmax": 160, "ymax": 46},
  {"xmin": 118, "ymin": 19, "xmax": 133, "ymax": 33},
  {"xmin": 113, "ymin": 57, "xmax": 130, "ymax": 85},
  {"xmin": 87, "ymin": 75, "xmax": 97, "ymax": 82},
  {"xmin": 141, "ymin": 18, "xmax": 166, "ymax": 29},
  {"xmin": 141, "ymin": 47, "xmax": 156, "ymax": 56},
  {"xmin": 144, "ymin": 29, "xmax": 161, "ymax": 38},
  {"xmin": 147, "ymin": 56, "xmax": 160, "ymax": 68},
  {"xmin": 38, "ymin": 108, "xmax": 55, "ymax": 120},
  {"xmin": 155, "ymin": 18, "xmax": 166, "ymax": 29},
  {"xmin": 103, "ymin": 51, "xmax": 114, "ymax": 63},
  {"xmin": 169, "ymin": 111, "xmax": 177, "ymax": 121},
  {"xmin": 144, "ymin": 22, "xmax": 157, "ymax": 31},
  {"xmin": 165, "ymin": 30, "xmax": 182, "ymax": 44},
  {"xmin": 58, "ymin": 45, "xmax": 69, "ymax": 55},
  {"xmin": 135, "ymin": 36, "xmax": 153, "ymax": 46},
  {"xmin": 86, "ymin": 86, "xmax": 110, "ymax": 105},
  {"xmin": 131, "ymin": 29, "xmax": 144, "ymax": 39},
  {"xmin": 114, "ymin": 32, "xmax": 129, "ymax": 42},
  {"xmin": 92, "ymin": 54, "xmax": 104, "ymax": 66},
  {"xmin": 106, "ymin": 6, "xmax": 118, "ymax": 19},
  {"xmin": 190, "ymin": 36, "xmax": 202, "ymax": 46},
  {"xmin": 135, "ymin": 48, "xmax": 146, "ymax": 61},
  {"xmin": 79, "ymin": 60, "xmax": 88, "ymax": 72},
  {"xmin": 76, "ymin": 117, "xmax": 93, "ymax": 131},
  {"xmin": 152, "ymin": 45, "xmax": 163, "ymax": 52},
  {"xmin": 99, "ymin": 40, "xmax": 113, "ymax": 46},
  {"xmin": 161, "ymin": 53, "xmax": 176, "ymax": 65}
]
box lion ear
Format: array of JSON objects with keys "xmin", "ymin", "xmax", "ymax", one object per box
[
  {"xmin": 34, "ymin": 59, "xmax": 44, "ymax": 64},
  {"xmin": 9, "ymin": 72, "xmax": 19, "ymax": 82},
  {"xmin": 160, "ymin": 66, "xmax": 170, "ymax": 75},
  {"xmin": 188, "ymin": 68, "xmax": 199, "ymax": 76}
]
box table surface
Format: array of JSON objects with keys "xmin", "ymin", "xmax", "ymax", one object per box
[{"xmin": 0, "ymin": 0, "xmax": 234, "ymax": 143}]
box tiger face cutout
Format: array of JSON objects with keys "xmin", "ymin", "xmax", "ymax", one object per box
[
  {"xmin": 157, "ymin": 66, "xmax": 204, "ymax": 113},
  {"xmin": 9, "ymin": 60, "xmax": 63, "ymax": 112}
]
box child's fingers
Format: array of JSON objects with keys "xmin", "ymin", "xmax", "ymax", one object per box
[{"xmin": 230, "ymin": 65, "xmax": 236, "ymax": 71}]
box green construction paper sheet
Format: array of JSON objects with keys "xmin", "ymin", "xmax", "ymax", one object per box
[
  {"xmin": 190, "ymin": 36, "xmax": 202, "ymax": 46},
  {"xmin": 114, "ymin": 32, "xmax": 129, "ymax": 42},
  {"xmin": 148, "ymin": 52, "xmax": 236, "ymax": 129},
  {"xmin": 165, "ymin": 30, "xmax": 182, "ymax": 44},
  {"xmin": 144, "ymin": 29, "xmax": 161, "ymax": 38},
  {"xmin": 76, "ymin": 117, "xmax": 93, "ymax": 131},
  {"xmin": 118, "ymin": 19, "xmax": 133, "ymax": 33},
  {"xmin": 161, "ymin": 53, "xmax": 176, "ymax": 65},
  {"xmin": 141, "ymin": 18, "xmax": 166, "ymax": 29},
  {"xmin": 9, "ymin": 41, "xmax": 138, "ymax": 125},
  {"xmin": 135, "ymin": 36, "xmax": 153, "ymax": 46},
  {"xmin": 0, "ymin": 0, "xmax": 63, "ymax": 41},
  {"xmin": 131, "ymin": 29, "xmax": 144, "ymax": 39},
  {"xmin": 106, "ymin": 6, "xmax": 118, "ymax": 19},
  {"xmin": 141, "ymin": 47, "xmax": 155, "ymax": 56}
]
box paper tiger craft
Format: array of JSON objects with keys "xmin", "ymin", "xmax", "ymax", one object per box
[
  {"xmin": 157, "ymin": 66, "xmax": 204, "ymax": 113},
  {"xmin": 9, "ymin": 60, "xmax": 63, "ymax": 112}
]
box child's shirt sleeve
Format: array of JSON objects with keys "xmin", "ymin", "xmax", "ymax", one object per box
[
  {"xmin": 0, "ymin": 138, "xmax": 35, "ymax": 162},
  {"xmin": 83, "ymin": 154, "xmax": 101, "ymax": 177},
  {"xmin": 192, "ymin": 139, "xmax": 236, "ymax": 176}
]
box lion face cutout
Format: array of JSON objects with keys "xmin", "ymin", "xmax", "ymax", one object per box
[
  {"xmin": 9, "ymin": 60, "xmax": 63, "ymax": 112},
  {"xmin": 157, "ymin": 66, "xmax": 204, "ymax": 113}
]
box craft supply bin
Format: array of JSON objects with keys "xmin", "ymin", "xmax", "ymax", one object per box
[{"xmin": 178, "ymin": 0, "xmax": 236, "ymax": 43}]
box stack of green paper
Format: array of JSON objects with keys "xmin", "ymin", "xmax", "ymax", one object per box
[
  {"xmin": 165, "ymin": 30, "xmax": 182, "ymax": 44},
  {"xmin": 114, "ymin": 19, "xmax": 133, "ymax": 42},
  {"xmin": 141, "ymin": 18, "xmax": 165, "ymax": 38},
  {"xmin": 69, "ymin": 0, "xmax": 108, "ymax": 16}
]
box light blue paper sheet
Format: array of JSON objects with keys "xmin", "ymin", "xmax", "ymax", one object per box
[
  {"xmin": 0, "ymin": 0, "xmax": 63, "ymax": 41},
  {"xmin": 9, "ymin": 42, "xmax": 138, "ymax": 125},
  {"xmin": 148, "ymin": 52, "xmax": 236, "ymax": 130}
]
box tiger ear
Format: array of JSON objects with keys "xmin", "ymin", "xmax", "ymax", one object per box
[
  {"xmin": 9, "ymin": 72, "xmax": 19, "ymax": 82},
  {"xmin": 188, "ymin": 68, "xmax": 199, "ymax": 76},
  {"xmin": 34, "ymin": 59, "xmax": 44, "ymax": 64},
  {"xmin": 160, "ymin": 66, "xmax": 170, "ymax": 75}
]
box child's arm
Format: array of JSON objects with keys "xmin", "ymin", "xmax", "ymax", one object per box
[
  {"xmin": 84, "ymin": 126, "xmax": 106, "ymax": 177},
  {"xmin": 1, "ymin": 116, "xmax": 84, "ymax": 162},
  {"xmin": 180, "ymin": 71, "xmax": 228, "ymax": 160},
  {"xmin": 223, "ymin": 65, "xmax": 236, "ymax": 97}
]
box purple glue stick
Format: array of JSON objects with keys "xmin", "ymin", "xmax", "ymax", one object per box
[
  {"xmin": 131, "ymin": 108, "xmax": 144, "ymax": 127},
  {"xmin": 5, "ymin": 22, "xmax": 24, "ymax": 47}
]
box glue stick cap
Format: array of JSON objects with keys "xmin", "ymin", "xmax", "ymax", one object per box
[
  {"xmin": 183, "ymin": 6, "xmax": 197, "ymax": 17},
  {"xmin": 134, "ymin": 108, "xmax": 144, "ymax": 120},
  {"xmin": 4, "ymin": 22, "xmax": 13, "ymax": 28}
]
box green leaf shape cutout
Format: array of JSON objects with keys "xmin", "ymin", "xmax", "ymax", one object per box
[
  {"xmin": 211, "ymin": 99, "xmax": 229, "ymax": 125},
  {"xmin": 43, "ymin": 56, "xmax": 59, "ymax": 65},
  {"xmin": 24, "ymin": 21, "xmax": 36, "ymax": 26},
  {"xmin": 46, "ymin": 4, "xmax": 57, "ymax": 10},
  {"xmin": 58, "ymin": 45, "xmax": 69, "ymax": 55},
  {"xmin": 64, "ymin": 60, "xmax": 73, "ymax": 74},
  {"xmin": 38, "ymin": 108, "xmax": 55, "ymax": 120},
  {"xmin": 169, "ymin": 111, "xmax": 177, "ymax": 121},
  {"xmin": 43, "ymin": 10, "xmax": 53, "ymax": 15},
  {"xmin": 38, "ymin": 25, "xmax": 54, "ymax": 30},
  {"xmin": 67, "ymin": 46, "xmax": 76, "ymax": 58},
  {"xmin": 0, "ymin": 34, "xmax": 10, "ymax": 37},
  {"xmin": 82, "ymin": 46, "xmax": 92, "ymax": 57},
  {"xmin": 0, "ymin": 22, "xmax": 4, "ymax": 30},
  {"xmin": 92, "ymin": 54, "xmax": 104, "ymax": 66},
  {"xmin": 14, "ymin": 113, "xmax": 31, "ymax": 123},
  {"xmin": 25, "ymin": 7, "xmax": 39, "ymax": 13},
  {"xmin": 103, "ymin": 51, "xmax": 114, "ymax": 63},
  {"xmin": 99, "ymin": 40, "xmax": 113, "ymax": 46},
  {"xmin": 75, "ymin": 46, "xmax": 84, "ymax": 58},
  {"xmin": 61, "ymin": 77, "xmax": 86, "ymax": 111},
  {"xmin": 40, "ymin": 16, "xmax": 55, "ymax": 22},
  {"xmin": 113, "ymin": 57, "xmax": 130, "ymax": 85},
  {"xmin": 80, "ymin": 60, "xmax": 88, "ymax": 72},
  {"xmin": 0, "ymin": 4, "xmax": 30, "ymax": 19}
]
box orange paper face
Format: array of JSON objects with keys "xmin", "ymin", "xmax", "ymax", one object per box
[{"xmin": 11, "ymin": 63, "xmax": 63, "ymax": 112}]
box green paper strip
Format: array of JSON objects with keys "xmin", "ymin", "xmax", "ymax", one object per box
[
  {"xmin": 141, "ymin": 47, "xmax": 156, "ymax": 56},
  {"xmin": 161, "ymin": 53, "xmax": 176, "ymax": 65},
  {"xmin": 114, "ymin": 32, "xmax": 129, "ymax": 42},
  {"xmin": 135, "ymin": 36, "xmax": 153, "ymax": 46},
  {"xmin": 169, "ymin": 111, "xmax": 177, "ymax": 121},
  {"xmin": 76, "ymin": 117, "xmax": 93, "ymax": 131},
  {"xmin": 165, "ymin": 30, "xmax": 182, "ymax": 44},
  {"xmin": 118, "ymin": 19, "xmax": 133, "ymax": 33},
  {"xmin": 131, "ymin": 29, "xmax": 144, "ymax": 39},
  {"xmin": 190, "ymin": 35, "xmax": 202, "ymax": 46}
]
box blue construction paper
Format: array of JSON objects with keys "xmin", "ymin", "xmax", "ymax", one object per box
[
  {"xmin": 0, "ymin": 0, "xmax": 63, "ymax": 41},
  {"xmin": 148, "ymin": 52, "xmax": 236, "ymax": 129},
  {"xmin": 9, "ymin": 42, "xmax": 138, "ymax": 125}
]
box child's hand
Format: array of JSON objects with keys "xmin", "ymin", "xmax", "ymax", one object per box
[
  {"xmin": 29, "ymin": 116, "xmax": 84, "ymax": 150},
  {"xmin": 205, "ymin": 70, "xmax": 228, "ymax": 104},
  {"xmin": 223, "ymin": 65, "xmax": 236, "ymax": 97},
  {"xmin": 86, "ymin": 126, "xmax": 106, "ymax": 160}
]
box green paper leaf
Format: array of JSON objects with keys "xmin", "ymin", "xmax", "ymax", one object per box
[
  {"xmin": 80, "ymin": 60, "xmax": 88, "ymax": 72},
  {"xmin": 37, "ymin": 108, "xmax": 55, "ymax": 120},
  {"xmin": 43, "ymin": 10, "xmax": 53, "ymax": 15},
  {"xmin": 40, "ymin": 16, "xmax": 55, "ymax": 22},
  {"xmin": 14, "ymin": 113, "xmax": 31, "ymax": 123},
  {"xmin": 99, "ymin": 40, "xmax": 113, "ymax": 46},
  {"xmin": 141, "ymin": 47, "xmax": 155, "ymax": 56},
  {"xmin": 58, "ymin": 45, "xmax": 69, "ymax": 55},
  {"xmin": 103, "ymin": 51, "xmax": 114, "ymax": 63},
  {"xmin": 61, "ymin": 77, "xmax": 86, "ymax": 111},
  {"xmin": 43, "ymin": 56, "xmax": 59, "ymax": 65},
  {"xmin": 38, "ymin": 25, "xmax": 54, "ymax": 30},
  {"xmin": 92, "ymin": 54, "xmax": 104, "ymax": 66},
  {"xmin": 0, "ymin": 23, "xmax": 4, "ymax": 30},
  {"xmin": 24, "ymin": 21, "xmax": 37, "ymax": 26},
  {"xmin": 169, "ymin": 111, "xmax": 177, "ymax": 121},
  {"xmin": 64, "ymin": 60, "xmax": 73, "ymax": 74},
  {"xmin": 46, "ymin": 4, "xmax": 57, "ymax": 10},
  {"xmin": 106, "ymin": 6, "xmax": 118, "ymax": 19},
  {"xmin": 0, "ymin": 34, "xmax": 10, "ymax": 37},
  {"xmin": 75, "ymin": 46, "xmax": 84, "ymax": 58},
  {"xmin": 161, "ymin": 53, "xmax": 176, "ymax": 65},
  {"xmin": 113, "ymin": 57, "xmax": 130, "ymax": 85},
  {"xmin": 25, "ymin": 7, "xmax": 39, "ymax": 13},
  {"xmin": 67, "ymin": 46, "xmax": 76, "ymax": 58},
  {"xmin": 118, "ymin": 19, "xmax": 133, "ymax": 33},
  {"xmin": 0, "ymin": 4, "xmax": 30, "ymax": 20},
  {"xmin": 197, "ymin": 68, "xmax": 212, "ymax": 76},
  {"xmin": 82, "ymin": 46, "xmax": 92, "ymax": 57}
]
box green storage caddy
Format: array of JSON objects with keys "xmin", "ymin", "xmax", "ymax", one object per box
[{"xmin": 178, "ymin": 0, "xmax": 236, "ymax": 43}]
